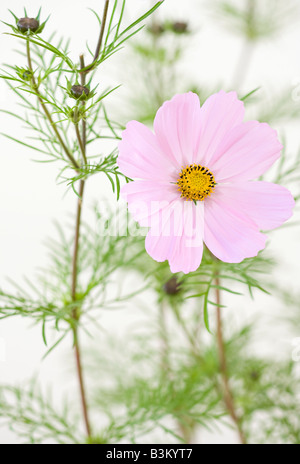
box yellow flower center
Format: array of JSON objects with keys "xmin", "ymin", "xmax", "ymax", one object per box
[{"xmin": 177, "ymin": 164, "xmax": 216, "ymax": 201}]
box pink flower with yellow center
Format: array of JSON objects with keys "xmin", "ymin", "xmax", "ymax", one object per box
[{"xmin": 118, "ymin": 91, "xmax": 295, "ymax": 274}]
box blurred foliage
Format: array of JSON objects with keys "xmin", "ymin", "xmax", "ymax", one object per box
[
  {"xmin": 1, "ymin": 321, "xmax": 300, "ymax": 444},
  {"xmin": 86, "ymin": 321, "xmax": 300, "ymax": 444},
  {"xmin": 210, "ymin": 0, "xmax": 300, "ymax": 41},
  {"xmin": 0, "ymin": 380, "xmax": 81, "ymax": 444}
]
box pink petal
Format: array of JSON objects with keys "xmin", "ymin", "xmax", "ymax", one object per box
[
  {"xmin": 169, "ymin": 201, "xmax": 204, "ymax": 273},
  {"xmin": 145, "ymin": 201, "xmax": 204, "ymax": 274},
  {"xmin": 204, "ymin": 192, "xmax": 267, "ymax": 263},
  {"xmin": 118, "ymin": 121, "xmax": 175, "ymax": 181},
  {"xmin": 196, "ymin": 91, "xmax": 245, "ymax": 166},
  {"xmin": 121, "ymin": 180, "xmax": 179, "ymax": 228},
  {"xmin": 210, "ymin": 121, "xmax": 283, "ymax": 182},
  {"xmin": 211, "ymin": 182, "xmax": 295, "ymax": 230},
  {"xmin": 154, "ymin": 92, "xmax": 202, "ymax": 168}
]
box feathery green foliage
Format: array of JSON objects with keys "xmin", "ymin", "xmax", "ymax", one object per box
[
  {"xmin": 0, "ymin": 380, "xmax": 81, "ymax": 444},
  {"xmin": 0, "ymin": 0, "xmax": 299, "ymax": 445}
]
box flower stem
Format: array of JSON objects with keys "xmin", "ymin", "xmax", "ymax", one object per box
[
  {"xmin": 70, "ymin": 0, "xmax": 110, "ymax": 440},
  {"xmin": 71, "ymin": 178, "xmax": 91, "ymax": 439},
  {"xmin": 71, "ymin": 180, "xmax": 85, "ymax": 302},
  {"xmin": 71, "ymin": 56, "xmax": 91, "ymax": 441},
  {"xmin": 27, "ymin": 29, "xmax": 91, "ymax": 440},
  {"xmin": 85, "ymin": 0, "xmax": 110, "ymax": 73},
  {"xmin": 73, "ymin": 315, "xmax": 91, "ymax": 439},
  {"xmin": 75, "ymin": 122, "xmax": 87, "ymax": 165},
  {"xmin": 215, "ymin": 277, "xmax": 247, "ymax": 445},
  {"xmin": 26, "ymin": 40, "xmax": 80, "ymax": 171},
  {"xmin": 79, "ymin": 55, "xmax": 87, "ymax": 149},
  {"xmin": 93, "ymin": 0, "xmax": 110, "ymax": 62}
]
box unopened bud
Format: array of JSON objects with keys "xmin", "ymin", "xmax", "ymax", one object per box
[
  {"xmin": 16, "ymin": 68, "xmax": 33, "ymax": 81},
  {"xmin": 163, "ymin": 277, "xmax": 181, "ymax": 295},
  {"xmin": 70, "ymin": 85, "xmax": 90, "ymax": 100},
  {"xmin": 17, "ymin": 17, "xmax": 40, "ymax": 34},
  {"xmin": 250, "ymin": 371, "xmax": 260, "ymax": 381},
  {"xmin": 148, "ymin": 22, "xmax": 165, "ymax": 36},
  {"xmin": 22, "ymin": 70, "xmax": 32, "ymax": 80},
  {"xmin": 172, "ymin": 21, "xmax": 189, "ymax": 34}
]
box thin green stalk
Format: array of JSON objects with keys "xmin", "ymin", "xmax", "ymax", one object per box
[
  {"xmin": 85, "ymin": 0, "xmax": 110, "ymax": 73},
  {"xmin": 70, "ymin": 0, "xmax": 111, "ymax": 437},
  {"xmin": 71, "ymin": 179, "xmax": 91, "ymax": 439},
  {"xmin": 75, "ymin": 119, "xmax": 87, "ymax": 165},
  {"xmin": 80, "ymin": 55, "xmax": 87, "ymax": 148},
  {"xmin": 71, "ymin": 53, "xmax": 91, "ymax": 439}
]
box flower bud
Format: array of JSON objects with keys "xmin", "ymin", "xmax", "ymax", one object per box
[
  {"xmin": 16, "ymin": 67, "xmax": 33, "ymax": 82},
  {"xmin": 250, "ymin": 371, "xmax": 260, "ymax": 381},
  {"xmin": 163, "ymin": 277, "xmax": 181, "ymax": 295},
  {"xmin": 22, "ymin": 71, "xmax": 32, "ymax": 80},
  {"xmin": 17, "ymin": 17, "xmax": 40, "ymax": 34},
  {"xmin": 148, "ymin": 22, "xmax": 165, "ymax": 36},
  {"xmin": 70, "ymin": 85, "xmax": 90, "ymax": 100},
  {"xmin": 172, "ymin": 21, "xmax": 189, "ymax": 34}
]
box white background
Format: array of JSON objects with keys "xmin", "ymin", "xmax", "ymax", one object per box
[{"xmin": 0, "ymin": 0, "xmax": 300, "ymax": 444}]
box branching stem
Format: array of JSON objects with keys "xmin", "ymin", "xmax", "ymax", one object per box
[
  {"xmin": 27, "ymin": 36, "xmax": 91, "ymax": 439},
  {"xmin": 26, "ymin": 40, "xmax": 80, "ymax": 171}
]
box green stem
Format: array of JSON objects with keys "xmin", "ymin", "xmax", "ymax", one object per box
[
  {"xmin": 71, "ymin": 56, "xmax": 91, "ymax": 441},
  {"xmin": 71, "ymin": 179, "xmax": 85, "ymax": 302},
  {"xmin": 71, "ymin": 179, "xmax": 91, "ymax": 439},
  {"xmin": 80, "ymin": 55, "xmax": 87, "ymax": 149},
  {"xmin": 70, "ymin": 0, "xmax": 111, "ymax": 439},
  {"xmin": 75, "ymin": 120, "xmax": 87, "ymax": 165},
  {"xmin": 84, "ymin": 0, "xmax": 110, "ymax": 73}
]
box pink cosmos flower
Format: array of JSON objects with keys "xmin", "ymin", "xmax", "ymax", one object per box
[{"xmin": 118, "ymin": 91, "xmax": 295, "ymax": 274}]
